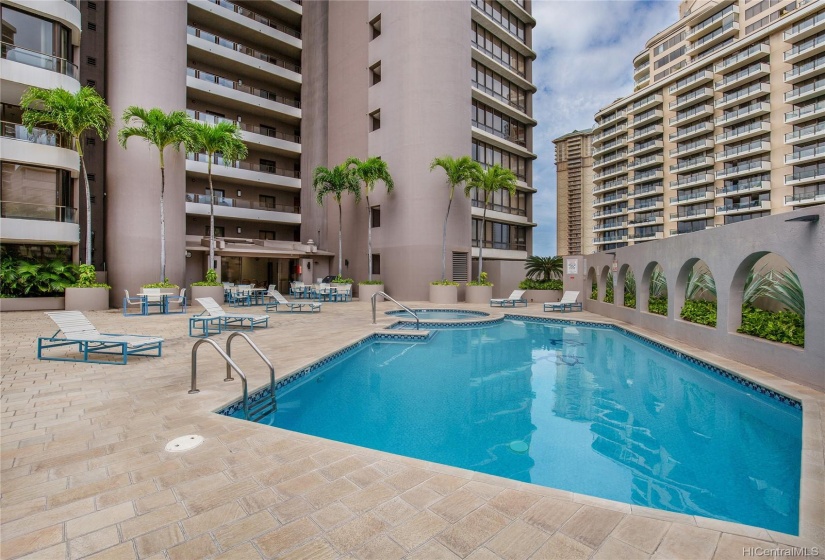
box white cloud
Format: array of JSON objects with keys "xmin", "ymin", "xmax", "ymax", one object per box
[{"xmin": 531, "ymin": 0, "xmax": 679, "ymax": 255}]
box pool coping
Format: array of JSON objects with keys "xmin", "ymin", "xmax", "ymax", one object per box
[{"xmin": 214, "ymin": 311, "xmax": 823, "ymax": 546}]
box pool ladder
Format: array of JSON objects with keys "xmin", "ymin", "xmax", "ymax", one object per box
[
  {"xmin": 371, "ymin": 291, "xmax": 419, "ymax": 330},
  {"xmin": 188, "ymin": 332, "xmax": 277, "ymax": 422}
]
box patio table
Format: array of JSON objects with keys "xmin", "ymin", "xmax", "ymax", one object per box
[{"xmin": 137, "ymin": 292, "xmax": 170, "ymax": 314}]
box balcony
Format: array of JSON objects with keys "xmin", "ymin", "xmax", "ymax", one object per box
[
  {"xmin": 670, "ymin": 121, "xmax": 714, "ymax": 142},
  {"xmin": 716, "ymin": 82, "xmax": 770, "ymax": 110},
  {"xmin": 593, "ymin": 206, "xmax": 628, "ymax": 219},
  {"xmin": 0, "ymin": 122, "xmax": 79, "ymax": 173},
  {"xmin": 627, "ymin": 154, "xmax": 663, "ymax": 170},
  {"xmin": 670, "ymin": 156, "xmax": 714, "ymax": 174},
  {"xmin": 784, "ymin": 10, "xmax": 825, "ymax": 42},
  {"xmin": 785, "ymin": 55, "xmax": 825, "ymax": 85},
  {"xmin": 634, "ymin": 75, "xmax": 650, "ymax": 90},
  {"xmin": 592, "ymin": 136, "xmax": 627, "ymax": 156},
  {"xmin": 595, "ymin": 110, "xmax": 626, "ymax": 130},
  {"xmin": 593, "ymin": 177, "xmax": 627, "ymax": 195},
  {"xmin": 2, "ymin": 121, "xmax": 71, "ymax": 149},
  {"xmin": 1, "ymin": 43, "xmax": 80, "ymax": 100},
  {"xmin": 592, "ymin": 125, "xmax": 627, "ymax": 145},
  {"xmin": 593, "ymin": 151, "xmax": 628, "ymax": 170},
  {"xmin": 670, "ymin": 173, "xmax": 715, "ymax": 190},
  {"xmin": 470, "ymin": 41, "xmax": 529, "ymax": 84},
  {"xmin": 670, "ymin": 104, "xmax": 714, "ymax": 127},
  {"xmin": 785, "ymin": 99, "xmax": 825, "ymax": 124},
  {"xmin": 715, "ymin": 160, "xmax": 771, "ymax": 179},
  {"xmin": 186, "ymin": 153, "xmax": 301, "ymax": 189},
  {"xmin": 628, "ymin": 213, "xmax": 664, "ymax": 225},
  {"xmin": 785, "ymin": 121, "xmax": 825, "ymax": 144},
  {"xmin": 1, "ymin": 42, "xmax": 78, "ymax": 81},
  {"xmin": 786, "ymin": 144, "xmax": 825, "ymax": 164},
  {"xmin": 715, "ymin": 63, "xmax": 770, "ymax": 92},
  {"xmin": 593, "ymin": 220, "xmax": 627, "ymax": 232},
  {"xmin": 785, "ymin": 33, "xmax": 825, "ymax": 64},
  {"xmin": 185, "ymin": 193, "xmax": 300, "ymax": 224},
  {"xmin": 193, "ymin": 0, "xmax": 301, "ymax": 41},
  {"xmin": 470, "ymin": 0, "xmax": 533, "ymax": 52},
  {"xmin": 186, "ymin": 68, "xmax": 301, "ymax": 122},
  {"xmin": 631, "ymin": 125, "xmax": 664, "ymax": 142},
  {"xmin": 629, "ymin": 109, "xmax": 663, "ymax": 129},
  {"xmin": 628, "ymin": 168, "xmax": 663, "ymax": 185},
  {"xmin": 785, "ymin": 165, "xmax": 825, "ymax": 185},
  {"xmin": 594, "ymin": 165, "xmax": 627, "ymax": 181},
  {"xmin": 187, "ymin": 111, "xmax": 301, "ymax": 156},
  {"xmin": 0, "ymin": 202, "xmax": 80, "ymax": 245},
  {"xmin": 669, "ymin": 70, "xmax": 715, "ymax": 96},
  {"xmin": 670, "ymin": 138, "xmax": 714, "ymax": 158},
  {"xmin": 471, "ymin": 124, "xmax": 535, "ymax": 158},
  {"xmin": 784, "ymin": 187, "xmax": 825, "ymax": 206},
  {"xmin": 785, "ymin": 77, "xmax": 825, "ymax": 104},
  {"xmin": 592, "ymin": 192, "xmax": 628, "ymax": 207},
  {"xmin": 627, "ymin": 199, "xmax": 664, "ymax": 213},
  {"xmin": 716, "ymin": 199, "xmax": 771, "ymax": 215},
  {"xmin": 670, "ymin": 208, "xmax": 715, "ymax": 222},
  {"xmin": 715, "ymin": 43, "xmax": 770, "ymax": 73},
  {"xmin": 717, "ymin": 179, "xmax": 771, "ymax": 196},
  {"xmin": 687, "ymin": 21, "xmax": 739, "ymax": 57},
  {"xmin": 593, "ymin": 233, "xmax": 628, "ymax": 245},
  {"xmin": 630, "ymin": 230, "xmax": 664, "ymax": 241},
  {"xmin": 471, "ymin": 80, "xmax": 529, "ymax": 117},
  {"xmin": 715, "ymin": 121, "xmax": 770, "ymax": 144},
  {"xmin": 715, "ymin": 140, "xmax": 771, "ymax": 162},
  {"xmin": 669, "ymin": 87, "xmax": 714, "ymax": 111},
  {"xmin": 628, "ymin": 184, "xmax": 664, "ymax": 198},
  {"xmin": 633, "ymin": 60, "xmax": 650, "ymax": 80},
  {"xmin": 686, "ymin": 4, "xmax": 738, "ymax": 41},
  {"xmin": 671, "ymin": 191, "xmax": 715, "ymax": 205},
  {"xmin": 715, "ymin": 102, "xmax": 770, "ymax": 127}
]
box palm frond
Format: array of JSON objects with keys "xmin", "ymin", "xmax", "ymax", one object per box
[
  {"xmin": 184, "ymin": 120, "xmax": 248, "ymax": 164},
  {"xmin": 313, "ymin": 163, "xmax": 361, "ymax": 206},
  {"xmin": 525, "ymin": 256, "xmax": 563, "ymax": 282}
]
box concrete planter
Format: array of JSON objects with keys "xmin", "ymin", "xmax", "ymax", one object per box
[
  {"xmin": 523, "ymin": 289, "xmax": 564, "ymax": 304},
  {"xmin": 465, "ymin": 285, "xmax": 493, "ymax": 304},
  {"xmin": 191, "ymin": 285, "xmax": 224, "ymax": 306},
  {"xmin": 65, "ymin": 287, "xmax": 110, "ymax": 311},
  {"xmin": 0, "ymin": 297, "xmax": 65, "ymax": 312},
  {"xmin": 358, "ymin": 283, "xmax": 384, "ymax": 302},
  {"xmin": 429, "ymin": 284, "xmax": 458, "ymax": 304}
]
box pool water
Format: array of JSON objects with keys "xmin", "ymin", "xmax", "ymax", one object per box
[
  {"xmin": 385, "ymin": 309, "xmax": 489, "ymax": 320},
  {"xmin": 240, "ymin": 320, "xmax": 802, "ymax": 534}
]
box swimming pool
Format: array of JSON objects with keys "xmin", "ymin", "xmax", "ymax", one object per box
[
  {"xmin": 385, "ymin": 309, "xmax": 490, "ymax": 320},
  {"xmin": 225, "ymin": 318, "xmax": 803, "ymax": 534}
]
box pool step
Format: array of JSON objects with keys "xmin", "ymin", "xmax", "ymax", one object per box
[{"xmin": 247, "ymin": 395, "xmax": 277, "ymax": 422}]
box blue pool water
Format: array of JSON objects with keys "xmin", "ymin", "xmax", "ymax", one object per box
[
  {"xmin": 236, "ymin": 320, "xmax": 802, "ymax": 534},
  {"xmin": 385, "ymin": 309, "xmax": 489, "ymax": 320}
]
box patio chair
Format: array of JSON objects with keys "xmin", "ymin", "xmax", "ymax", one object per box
[
  {"xmin": 142, "ymin": 288, "xmax": 166, "ymax": 313},
  {"xmin": 122, "ymin": 289, "xmax": 146, "ymax": 316},
  {"xmin": 265, "ymin": 289, "xmax": 322, "ymax": 313},
  {"xmin": 490, "ymin": 290, "xmax": 528, "ymax": 307},
  {"xmin": 166, "ymin": 288, "xmax": 187, "ymax": 314},
  {"xmin": 195, "ymin": 297, "xmax": 269, "ymax": 330},
  {"xmin": 544, "ymin": 291, "xmax": 582, "ymax": 313},
  {"xmin": 334, "ymin": 284, "xmax": 352, "ymax": 302},
  {"xmin": 226, "ymin": 288, "xmax": 251, "ymax": 307},
  {"xmin": 37, "ymin": 311, "xmax": 163, "ymax": 364}
]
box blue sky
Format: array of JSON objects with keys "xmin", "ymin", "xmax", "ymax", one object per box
[{"xmin": 530, "ymin": 0, "xmax": 680, "ymax": 256}]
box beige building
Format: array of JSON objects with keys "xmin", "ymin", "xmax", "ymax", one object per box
[
  {"xmin": 553, "ymin": 128, "xmax": 595, "ymax": 256},
  {"xmin": 591, "ymin": 0, "xmax": 825, "ymax": 252}
]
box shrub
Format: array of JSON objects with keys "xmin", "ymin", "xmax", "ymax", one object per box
[
  {"xmin": 359, "ymin": 279, "xmax": 384, "ymax": 285},
  {"xmin": 142, "ymin": 278, "xmax": 179, "ymax": 289},
  {"xmin": 1, "ymin": 256, "xmax": 78, "ymax": 297},
  {"xmin": 192, "ymin": 268, "xmax": 221, "ymax": 287},
  {"xmin": 431, "ymin": 279, "xmax": 459, "ymax": 286},
  {"xmin": 623, "ymin": 293, "xmax": 636, "ymax": 308},
  {"xmin": 332, "ymin": 275, "xmax": 353, "ymax": 284},
  {"xmin": 648, "ymin": 296, "xmax": 667, "ymax": 316},
  {"xmin": 680, "ymin": 299, "xmax": 716, "ymax": 327},
  {"xmin": 519, "ymin": 278, "xmax": 563, "ymax": 290},
  {"xmin": 70, "ymin": 264, "xmax": 111, "ymax": 289},
  {"xmin": 467, "ymin": 272, "xmax": 493, "ymax": 287},
  {"xmin": 738, "ymin": 305, "xmax": 804, "ymax": 347}
]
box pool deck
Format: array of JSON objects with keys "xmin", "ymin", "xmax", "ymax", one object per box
[{"xmin": 1, "ymin": 301, "xmax": 823, "ymax": 560}]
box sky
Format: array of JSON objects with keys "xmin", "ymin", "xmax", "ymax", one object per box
[{"xmin": 530, "ymin": 0, "xmax": 680, "ymax": 256}]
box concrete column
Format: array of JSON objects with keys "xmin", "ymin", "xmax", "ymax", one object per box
[{"xmin": 105, "ymin": 0, "xmax": 187, "ymax": 304}]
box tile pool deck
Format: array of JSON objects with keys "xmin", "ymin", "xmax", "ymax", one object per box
[{"xmin": 1, "ymin": 301, "xmax": 823, "ymax": 560}]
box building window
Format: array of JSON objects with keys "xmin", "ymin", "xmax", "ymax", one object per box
[
  {"xmin": 86, "ymin": 79, "xmax": 96, "ymax": 87},
  {"xmin": 205, "ymin": 226, "xmax": 225, "ymax": 237},
  {"xmin": 1, "ymin": 163, "xmax": 72, "ymax": 222},
  {"xmin": 370, "ymin": 14, "xmax": 381, "ymax": 39},
  {"xmin": 370, "ymin": 110, "xmax": 381, "ymax": 131},
  {"xmin": 87, "ymin": 22, "xmax": 96, "ymax": 31},
  {"xmin": 86, "ymin": 137, "xmax": 95, "ymax": 145},
  {"xmin": 370, "ymin": 61, "xmax": 381, "ymax": 86},
  {"xmin": 88, "ymin": 2, "xmax": 97, "ymax": 10},
  {"xmin": 86, "ymin": 57, "xmax": 97, "ymax": 66},
  {"xmin": 371, "ymin": 206, "xmax": 381, "ymax": 227},
  {"xmin": 259, "ymin": 230, "xmax": 276, "ymax": 240},
  {"xmin": 259, "ymin": 195, "xmax": 276, "ymax": 209},
  {"xmin": 86, "ymin": 173, "xmax": 95, "ymax": 182},
  {"xmin": 1, "ymin": 6, "xmax": 73, "ymax": 63},
  {"xmin": 452, "ymin": 252, "xmax": 469, "ymax": 282},
  {"xmin": 371, "ymin": 254, "xmax": 381, "ymax": 274}
]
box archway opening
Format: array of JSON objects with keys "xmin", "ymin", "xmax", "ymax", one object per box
[
  {"xmin": 678, "ymin": 259, "xmax": 717, "ymax": 327},
  {"xmin": 587, "ymin": 267, "xmax": 597, "ymax": 300},
  {"xmin": 600, "ymin": 266, "xmax": 613, "ymax": 303},
  {"xmin": 619, "ymin": 264, "xmax": 636, "ymax": 309},
  {"xmin": 647, "ymin": 263, "xmax": 667, "ymax": 316}
]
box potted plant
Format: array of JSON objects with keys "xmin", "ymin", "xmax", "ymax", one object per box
[
  {"xmin": 359, "ymin": 279, "xmax": 384, "ymax": 302},
  {"xmin": 65, "ymin": 264, "xmax": 111, "ymax": 311},
  {"xmin": 429, "ymin": 279, "xmax": 459, "ymax": 304},
  {"xmin": 191, "ymin": 268, "xmax": 224, "ymax": 305},
  {"xmin": 465, "ymin": 272, "xmax": 493, "ymax": 304}
]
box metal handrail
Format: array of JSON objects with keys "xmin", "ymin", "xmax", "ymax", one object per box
[
  {"xmin": 225, "ymin": 332, "xmax": 276, "ymax": 415},
  {"xmin": 189, "ymin": 338, "xmax": 250, "ymax": 418},
  {"xmin": 372, "ymin": 292, "xmax": 419, "ymax": 330}
]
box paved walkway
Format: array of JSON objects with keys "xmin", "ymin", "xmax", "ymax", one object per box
[{"xmin": 1, "ymin": 301, "xmax": 822, "ymax": 559}]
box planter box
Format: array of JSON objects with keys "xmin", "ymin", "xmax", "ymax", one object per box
[
  {"xmin": 358, "ymin": 283, "xmax": 384, "ymax": 302},
  {"xmin": 465, "ymin": 285, "xmax": 493, "ymax": 304},
  {"xmin": 191, "ymin": 285, "xmax": 224, "ymax": 306},
  {"xmin": 523, "ymin": 289, "xmax": 564, "ymax": 304},
  {"xmin": 429, "ymin": 284, "xmax": 458, "ymax": 304},
  {"xmin": 0, "ymin": 297, "xmax": 65, "ymax": 312},
  {"xmin": 65, "ymin": 287, "xmax": 110, "ymax": 311}
]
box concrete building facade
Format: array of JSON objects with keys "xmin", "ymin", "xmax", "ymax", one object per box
[
  {"xmin": 553, "ymin": 128, "xmax": 595, "ymax": 256},
  {"xmin": 591, "ymin": 0, "xmax": 825, "ymax": 252}
]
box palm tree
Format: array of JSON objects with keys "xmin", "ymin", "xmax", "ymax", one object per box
[
  {"xmin": 20, "ymin": 86, "xmax": 113, "ymax": 265},
  {"xmin": 525, "ymin": 256, "xmax": 563, "ymax": 282},
  {"xmin": 312, "ymin": 163, "xmax": 361, "ymax": 277},
  {"xmin": 465, "ymin": 164, "xmax": 517, "ymax": 280},
  {"xmin": 118, "ymin": 107, "xmax": 191, "ymax": 282},
  {"xmin": 429, "ymin": 156, "xmax": 481, "ymax": 281},
  {"xmin": 185, "ymin": 120, "xmax": 249, "ymax": 272},
  {"xmin": 346, "ymin": 157, "xmax": 394, "ymax": 281}
]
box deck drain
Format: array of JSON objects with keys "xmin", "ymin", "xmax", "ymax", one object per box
[
  {"xmin": 165, "ymin": 435, "xmax": 204, "ymax": 452},
  {"xmin": 509, "ymin": 440, "xmax": 529, "ymax": 454}
]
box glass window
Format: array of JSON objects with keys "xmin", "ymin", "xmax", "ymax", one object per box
[{"xmin": 1, "ymin": 162, "xmax": 72, "ymax": 222}]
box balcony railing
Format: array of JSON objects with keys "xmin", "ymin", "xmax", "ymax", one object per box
[
  {"xmin": 669, "ymin": 87, "xmax": 713, "ymax": 110},
  {"xmin": 785, "ymin": 121, "xmax": 825, "ymax": 142},
  {"xmin": 0, "ymin": 201, "xmax": 77, "ymax": 223},
  {"xmin": 785, "ymin": 187, "xmax": 825, "ymax": 204},
  {"xmin": 187, "ymin": 153, "xmax": 300, "ymax": 178},
  {"xmin": 471, "ymin": 80, "xmax": 527, "ymax": 113},
  {"xmin": 717, "ymin": 179, "xmax": 770, "ymax": 195},
  {"xmin": 716, "ymin": 43, "xmax": 769, "ymax": 73},
  {"xmin": 786, "ymin": 165, "xmax": 825, "ymax": 184},
  {"xmin": 716, "ymin": 160, "xmax": 769, "ymax": 178},
  {"xmin": 717, "ymin": 82, "xmax": 769, "ymax": 107},
  {"xmin": 785, "ymin": 99, "xmax": 825, "ymax": 123},
  {"xmin": 784, "ymin": 10, "xmax": 825, "ymax": 40},
  {"xmin": 672, "ymin": 191, "xmax": 714, "ymax": 204},
  {"xmin": 471, "ymin": 199, "xmax": 527, "ymax": 216},
  {"xmin": 470, "ymin": 0, "xmax": 528, "ymax": 46},
  {"xmin": 472, "ymin": 120, "xmax": 527, "ymax": 147},
  {"xmin": 717, "ymin": 199, "xmax": 770, "ymax": 213},
  {"xmin": 670, "ymin": 70, "xmax": 714, "ymax": 94},
  {"xmin": 472, "ymin": 240, "xmax": 527, "ymax": 251},
  {"xmin": 785, "ymin": 77, "xmax": 825, "ymax": 102},
  {"xmin": 786, "ymin": 144, "xmax": 825, "ymax": 163},
  {"xmin": 715, "ymin": 63, "xmax": 769, "ymax": 90},
  {"xmin": 690, "ymin": 4, "xmax": 737, "ymax": 36},
  {"xmin": 187, "ymin": 26, "xmax": 301, "ymax": 73},
  {"xmin": 669, "ymin": 121, "xmax": 713, "ymax": 141},
  {"xmin": 690, "ymin": 21, "xmax": 737, "ymax": 51},
  {"xmin": 185, "ymin": 193, "xmax": 300, "ymax": 214},
  {"xmin": 1, "ymin": 121, "xmax": 72, "ymax": 148},
  {"xmin": 0, "ymin": 42, "xmax": 78, "ymax": 80},
  {"xmin": 670, "ymin": 138, "xmax": 712, "ymax": 157},
  {"xmin": 716, "ymin": 139, "xmax": 769, "ymax": 160},
  {"xmin": 716, "ymin": 121, "xmax": 769, "ymax": 143},
  {"xmin": 716, "ymin": 102, "xmax": 770, "ymax": 126},
  {"xmin": 471, "ymin": 39, "xmax": 526, "ymax": 78},
  {"xmin": 187, "ymin": 111, "xmax": 300, "ymax": 143},
  {"xmin": 187, "ymin": 68, "xmax": 301, "ymax": 108},
  {"xmin": 208, "ymin": 0, "xmax": 301, "ymax": 39},
  {"xmin": 670, "ymin": 104, "xmax": 713, "ymax": 126},
  {"xmin": 785, "ymin": 33, "xmax": 825, "ymax": 61},
  {"xmin": 628, "ymin": 212, "xmax": 663, "ymax": 225},
  {"xmin": 785, "ymin": 56, "xmax": 825, "ymax": 81}
]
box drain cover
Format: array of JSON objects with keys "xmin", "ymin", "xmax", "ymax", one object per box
[
  {"xmin": 509, "ymin": 440, "xmax": 529, "ymax": 454},
  {"xmin": 165, "ymin": 435, "xmax": 204, "ymax": 452}
]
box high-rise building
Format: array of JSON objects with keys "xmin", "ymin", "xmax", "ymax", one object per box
[
  {"xmin": 553, "ymin": 128, "xmax": 595, "ymax": 256},
  {"xmin": 591, "ymin": 0, "xmax": 825, "ymax": 252},
  {"xmin": 1, "ymin": 0, "xmax": 536, "ymax": 301}
]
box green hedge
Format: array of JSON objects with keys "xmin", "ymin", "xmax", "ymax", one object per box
[
  {"xmin": 648, "ymin": 296, "xmax": 667, "ymax": 316},
  {"xmin": 739, "ymin": 305, "xmax": 804, "ymax": 347},
  {"xmin": 519, "ymin": 278, "xmax": 563, "ymax": 290},
  {"xmin": 680, "ymin": 300, "xmax": 716, "ymax": 327}
]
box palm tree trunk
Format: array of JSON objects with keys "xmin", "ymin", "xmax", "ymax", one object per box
[
  {"xmin": 442, "ymin": 193, "xmax": 453, "ymax": 281},
  {"xmin": 208, "ymin": 156, "xmax": 215, "ymax": 272},
  {"xmin": 77, "ymin": 141, "xmax": 92, "ymax": 265},
  {"xmin": 478, "ymin": 194, "xmax": 489, "ymax": 280},
  {"xmin": 366, "ymin": 194, "xmax": 372, "ymax": 281},
  {"xmin": 159, "ymin": 155, "xmax": 166, "ymax": 283},
  {"xmin": 338, "ymin": 203, "xmax": 343, "ymax": 277}
]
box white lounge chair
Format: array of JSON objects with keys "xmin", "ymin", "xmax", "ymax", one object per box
[
  {"xmin": 37, "ymin": 311, "xmax": 163, "ymax": 364},
  {"xmin": 490, "ymin": 289, "xmax": 528, "ymax": 307},
  {"xmin": 265, "ymin": 289, "xmax": 321, "ymax": 313},
  {"xmin": 544, "ymin": 291, "xmax": 582, "ymax": 313},
  {"xmin": 195, "ymin": 297, "xmax": 269, "ymax": 330}
]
